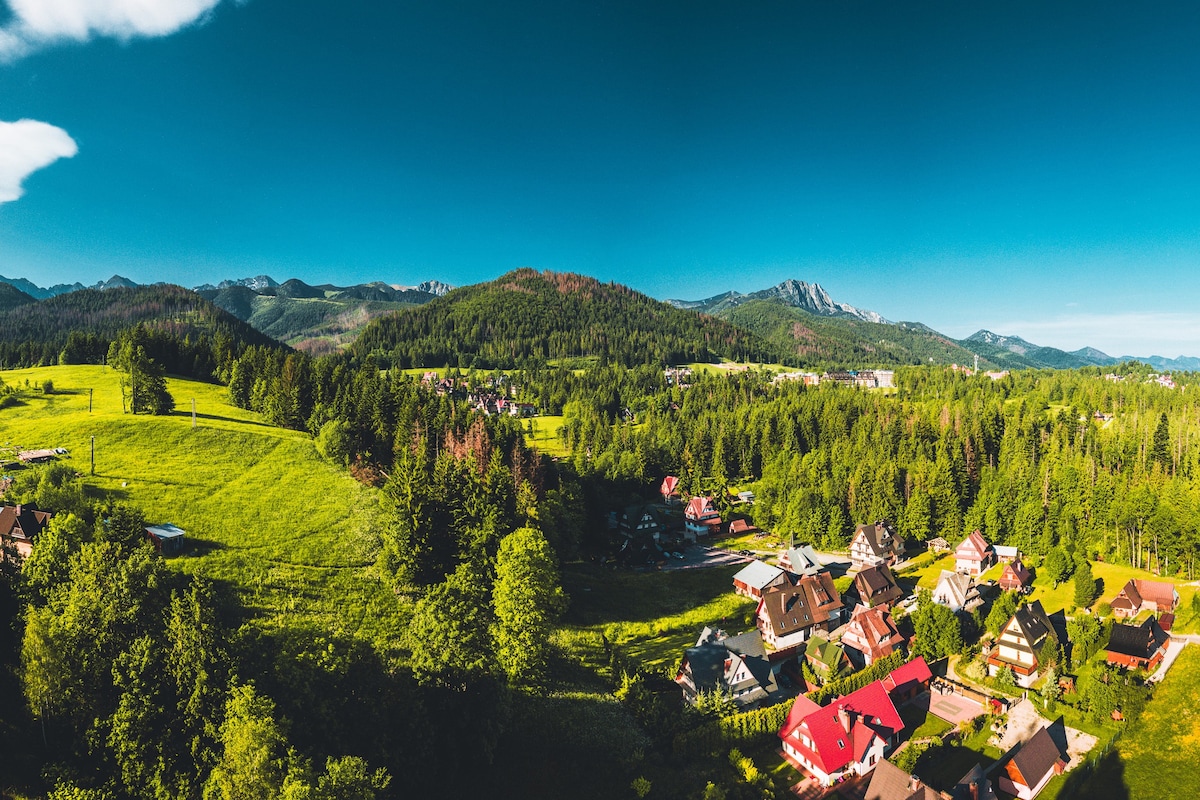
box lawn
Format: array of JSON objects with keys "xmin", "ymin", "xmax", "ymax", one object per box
[
  {"xmin": 1026, "ymin": 560, "xmax": 1191, "ymax": 616},
  {"xmin": 901, "ymin": 553, "xmax": 957, "ymax": 592},
  {"xmin": 560, "ymin": 562, "xmax": 754, "ymax": 674},
  {"xmin": 899, "ymin": 703, "xmax": 954, "ymax": 741},
  {"xmin": 525, "ymin": 414, "xmax": 571, "ymax": 457},
  {"xmin": 0, "ymin": 365, "xmax": 406, "ymax": 644}
]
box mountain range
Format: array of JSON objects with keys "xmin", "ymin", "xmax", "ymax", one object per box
[{"xmin": 2, "ymin": 270, "xmax": 1198, "ymax": 371}]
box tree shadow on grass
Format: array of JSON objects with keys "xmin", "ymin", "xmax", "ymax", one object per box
[
  {"xmin": 1056, "ymin": 747, "xmax": 1130, "ymax": 800},
  {"xmin": 169, "ymin": 409, "xmax": 279, "ymax": 430}
]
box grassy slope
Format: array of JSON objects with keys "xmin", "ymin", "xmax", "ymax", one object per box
[{"xmin": 0, "ymin": 365, "xmax": 404, "ymax": 643}]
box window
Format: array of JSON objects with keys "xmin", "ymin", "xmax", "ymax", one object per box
[{"xmin": 837, "ymin": 739, "xmax": 845, "ymax": 749}]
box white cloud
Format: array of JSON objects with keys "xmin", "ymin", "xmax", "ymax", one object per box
[
  {"xmin": 0, "ymin": 119, "xmax": 78, "ymax": 203},
  {"xmin": 0, "ymin": 0, "xmax": 224, "ymax": 59}
]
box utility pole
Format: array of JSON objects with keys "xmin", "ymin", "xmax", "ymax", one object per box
[
  {"xmin": 90, "ymin": 436, "xmax": 95, "ymax": 476},
  {"xmin": 192, "ymin": 398, "xmax": 197, "ymax": 429},
  {"xmin": 89, "ymin": 388, "xmax": 93, "ymax": 413}
]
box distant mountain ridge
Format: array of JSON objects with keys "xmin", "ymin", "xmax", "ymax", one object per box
[
  {"xmin": 667, "ymin": 279, "xmax": 889, "ymax": 324},
  {"xmin": 0, "ymin": 273, "xmax": 137, "ymax": 298},
  {"xmin": 960, "ymin": 329, "xmax": 1200, "ymax": 372}
]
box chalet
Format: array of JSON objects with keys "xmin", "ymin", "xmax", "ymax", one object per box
[
  {"xmin": 660, "ymin": 475, "xmax": 681, "ymax": 504},
  {"xmin": 780, "ymin": 545, "xmax": 825, "ymax": 577},
  {"xmin": 994, "ymin": 545, "xmax": 1021, "ymax": 563},
  {"xmin": 619, "ymin": 505, "xmax": 663, "ymax": 540},
  {"xmin": 841, "ymin": 604, "xmax": 905, "ymax": 667},
  {"xmin": 850, "ymin": 521, "xmax": 904, "ymax": 570},
  {"xmin": 0, "ymin": 503, "xmax": 53, "ymax": 560},
  {"xmin": 932, "ymin": 570, "xmax": 983, "ymax": 613},
  {"xmin": 1105, "ymin": 617, "xmax": 1170, "ymax": 672},
  {"xmin": 805, "ymin": 635, "xmax": 852, "ymax": 684},
  {"xmin": 778, "ymin": 678, "xmax": 904, "ymax": 785},
  {"xmin": 1109, "ymin": 579, "xmax": 1179, "ymax": 620},
  {"xmin": 145, "ymin": 523, "xmax": 186, "ymax": 556},
  {"xmin": 684, "ymin": 495, "xmax": 722, "ymax": 541},
  {"xmin": 854, "ymin": 563, "xmax": 904, "ymax": 608},
  {"xmin": 757, "ymin": 572, "xmax": 843, "ymax": 653},
  {"xmin": 999, "ymin": 558, "xmax": 1032, "ymax": 592},
  {"xmin": 997, "ymin": 726, "xmax": 1067, "ymax": 800},
  {"xmin": 954, "ymin": 530, "xmax": 995, "ymax": 576},
  {"xmin": 732, "ymin": 560, "xmax": 792, "ymax": 601},
  {"xmin": 675, "ymin": 627, "xmax": 780, "ymax": 709},
  {"xmin": 925, "ymin": 536, "xmax": 950, "ymax": 554},
  {"xmin": 986, "ymin": 600, "xmax": 1058, "ymax": 688},
  {"xmin": 881, "ymin": 656, "xmax": 932, "ymax": 705}
]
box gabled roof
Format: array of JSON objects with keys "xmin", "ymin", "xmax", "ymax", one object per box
[
  {"xmin": 685, "ymin": 495, "xmax": 719, "ymax": 520},
  {"xmin": 882, "ymin": 656, "xmax": 932, "ymax": 699},
  {"xmin": 855, "ymin": 564, "xmax": 903, "ymax": 605},
  {"xmin": 846, "ymin": 605, "xmax": 903, "ymax": 646},
  {"xmin": 733, "ymin": 560, "xmax": 786, "ymax": 591},
  {"xmin": 758, "ymin": 572, "xmax": 842, "ymax": 637},
  {"xmin": 864, "ymin": 759, "xmax": 942, "ymax": 800},
  {"xmin": 661, "ymin": 475, "xmax": 679, "ymax": 496},
  {"xmin": 782, "ymin": 545, "xmax": 824, "ymax": 575},
  {"xmin": 854, "ymin": 522, "xmax": 900, "ymax": 557},
  {"xmin": 728, "ymin": 518, "xmax": 759, "ymax": 536},
  {"xmin": 779, "ymin": 680, "xmax": 904, "ymax": 776},
  {"xmin": 955, "ymin": 530, "xmax": 992, "ymax": 561},
  {"xmin": 1111, "ymin": 579, "xmax": 1143, "ymax": 612},
  {"xmin": 1001, "ymin": 558, "xmax": 1031, "ymax": 586},
  {"xmin": 1008, "ymin": 600, "xmax": 1055, "ymax": 652},
  {"xmin": 679, "ymin": 628, "xmax": 777, "ymax": 705},
  {"xmin": 0, "ymin": 504, "xmax": 52, "ymax": 542},
  {"xmin": 934, "ymin": 570, "xmax": 982, "ymax": 609},
  {"xmin": 1008, "ymin": 727, "xmax": 1065, "ymax": 789},
  {"xmin": 1134, "ymin": 580, "xmax": 1178, "ymax": 609},
  {"xmin": 806, "ymin": 636, "xmax": 850, "ymax": 672},
  {"xmin": 1106, "ymin": 617, "xmax": 1169, "ymax": 660},
  {"xmin": 950, "ymin": 763, "xmax": 998, "ymax": 800},
  {"xmin": 994, "ymin": 545, "xmax": 1020, "ymax": 559}
]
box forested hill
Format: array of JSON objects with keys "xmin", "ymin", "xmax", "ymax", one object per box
[
  {"xmin": 0, "ymin": 284, "xmax": 280, "ymax": 374},
  {"xmin": 350, "ymin": 268, "xmax": 780, "ymax": 368},
  {"xmin": 716, "ymin": 299, "xmax": 990, "ymax": 369},
  {"xmin": 0, "ymin": 281, "xmax": 37, "ymax": 312}
]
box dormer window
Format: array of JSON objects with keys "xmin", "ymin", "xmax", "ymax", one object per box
[{"xmin": 837, "ymin": 739, "xmax": 845, "ymax": 748}]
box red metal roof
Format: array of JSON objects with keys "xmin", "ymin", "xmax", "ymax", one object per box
[{"xmin": 779, "ymin": 680, "xmax": 903, "ymax": 776}]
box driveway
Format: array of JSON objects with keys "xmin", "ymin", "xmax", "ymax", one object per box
[
  {"xmin": 994, "ymin": 699, "xmax": 1098, "ymax": 772},
  {"xmin": 911, "ymin": 689, "xmax": 986, "ymax": 726}
]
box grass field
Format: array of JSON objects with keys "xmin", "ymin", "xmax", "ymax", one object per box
[
  {"xmin": 0, "ymin": 365, "xmax": 406, "ymax": 644},
  {"xmin": 526, "ymin": 414, "xmax": 570, "ymax": 457}
]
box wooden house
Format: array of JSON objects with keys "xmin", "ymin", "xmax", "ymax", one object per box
[
  {"xmin": 780, "ymin": 545, "xmax": 824, "ymax": 576},
  {"xmin": 619, "ymin": 504, "xmax": 664, "ymax": 540},
  {"xmin": 986, "ymin": 600, "xmax": 1057, "ymax": 688},
  {"xmin": 932, "ymin": 570, "xmax": 983, "ymax": 613},
  {"xmin": 841, "ymin": 604, "xmax": 904, "ymax": 667},
  {"xmin": 926, "ymin": 536, "xmax": 951, "ymax": 554},
  {"xmin": 994, "ymin": 545, "xmax": 1021, "ymax": 563},
  {"xmin": 660, "ymin": 475, "xmax": 681, "ymax": 504},
  {"xmin": 757, "ymin": 572, "xmax": 843, "ymax": 653},
  {"xmin": 955, "ymin": 530, "xmax": 995, "ymax": 576},
  {"xmin": 999, "ymin": 558, "xmax": 1032, "ymax": 592},
  {"xmin": 804, "ymin": 636, "xmax": 852, "ymax": 684},
  {"xmin": 732, "ymin": 560, "xmax": 792, "ymax": 601},
  {"xmin": 684, "ymin": 495, "xmax": 722, "ymax": 541},
  {"xmin": 676, "ymin": 627, "xmax": 779, "ymax": 709},
  {"xmin": 1109, "ymin": 579, "xmax": 1179, "ymax": 620},
  {"xmin": 997, "ymin": 727, "xmax": 1066, "ymax": 800},
  {"xmin": 850, "ymin": 521, "xmax": 904, "ymax": 570},
  {"xmin": 1105, "ymin": 617, "xmax": 1170, "ymax": 672},
  {"xmin": 854, "ymin": 563, "xmax": 904, "ymax": 608},
  {"xmin": 860, "ymin": 759, "xmax": 942, "ymax": 800},
  {"xmin": 0, "ymin": 503, "xmax": 53, "ymax": 560}
]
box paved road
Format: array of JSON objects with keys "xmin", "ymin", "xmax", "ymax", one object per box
[
  {"xmin": 1149, "ymin": 636, "xmax": 1199, "ymax": 683},
  {"xmin": 659, "ymin": 545, "xmax": 752, "ymax": 572}
]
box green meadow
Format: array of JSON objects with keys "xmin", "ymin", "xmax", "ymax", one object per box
[{"xmin": 0, "ymin": 365, "xmax": 406, "ymax": 645}]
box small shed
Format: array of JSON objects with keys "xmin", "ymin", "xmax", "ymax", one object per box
[{"xmin": 146, "ymin": 523, "xmax": 186, "ymax": 556}]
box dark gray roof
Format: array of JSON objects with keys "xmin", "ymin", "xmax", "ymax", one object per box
[
  {"xmin": 1009, "ymin": 727, "xmax": 1065, "ymax": 788},
  {"xmin": 1012, "ymin": 600, "xmax": 1055, "ymax": 650},
  {"xmin": 680, "ymin": 629, "xmax": 778, "ymax": 707},
  {"xmin": 1106, "ymin": 617, "xmax": 1169, "ymax": 660}
]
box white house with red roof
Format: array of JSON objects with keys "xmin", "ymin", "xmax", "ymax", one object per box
[
  {"xmin": 684, "ymin": 495, "xmax": 722, "ymax": 540},
  {"xmin": 778, "ymin": 679, "xmax": 905, "ymax": 785},
  {"xmin": 840, "ymin": 604, "xmax": 905, "ymax": 667},
  {"xmin": 955, "ymin": 530, "xmax": 995, "ymax": 576},
  {"xmin": 660, "ymin": 476, "xmax": 681, "ymax": 504}
]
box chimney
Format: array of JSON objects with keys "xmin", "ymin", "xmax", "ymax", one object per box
[
  {"xmin": 837, "ymin": 704, "xmax": 852, "ymax": 734},
  {"xmin": 969, "ymin": 780, "xmax": 979, "ymax": 800},
  {"xmin": 909, "ymin": 776, "xmax": 922, "ymax": 792}
]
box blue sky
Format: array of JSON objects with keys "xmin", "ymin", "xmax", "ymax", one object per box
[{"xmin": 3, "ymin": 1, "xmax": 1200, "ymax": 357}]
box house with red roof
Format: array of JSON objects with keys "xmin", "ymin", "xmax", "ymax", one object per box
[
  {"xmin": 955, "ymin": 530, "xmax": 995, "ymax": 576},
  {"xmin": 778, "ymin": 679, "xmax": 905, "ymax": 785},
  {"xmin": 684, "ymin": 495, "xmax": 722, "ymax": 541},
  {"xmin": 999, "ymin": 558, "xmax": 1032, "ymax": 592},
  {"xmin": 881, "ymin": 656, "xmax": 933, "ymax": 705},
  {"xmin": 841, "ymin": 604, "xmax": 905, "ymax": 667},
  {"xmin": 1109, "ymin": 579, "xmax": 1179, "ymax": 620},
  {"xmin": 660, "ymin": 475, "xmax": 681, "ymax": 505}
]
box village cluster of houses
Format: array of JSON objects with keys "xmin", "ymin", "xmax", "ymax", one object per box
[
  {"xmin": 1103, "ymin": 372, "xmax": 1179, "ymax": 390},
  {"xmin": 418, "ymin": 373, "xmax": 538, "ymax": 417},
  {"xmin": 771, "ymin": 369, "xmax": 896, "ymax": 388},
  {"xmin": 1, "ymin": 502, "xmax": 189, "ymax": 559},
  {"xmin": 661, "ymin": 508, "xmax": 1182, "ymax": 796}
]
